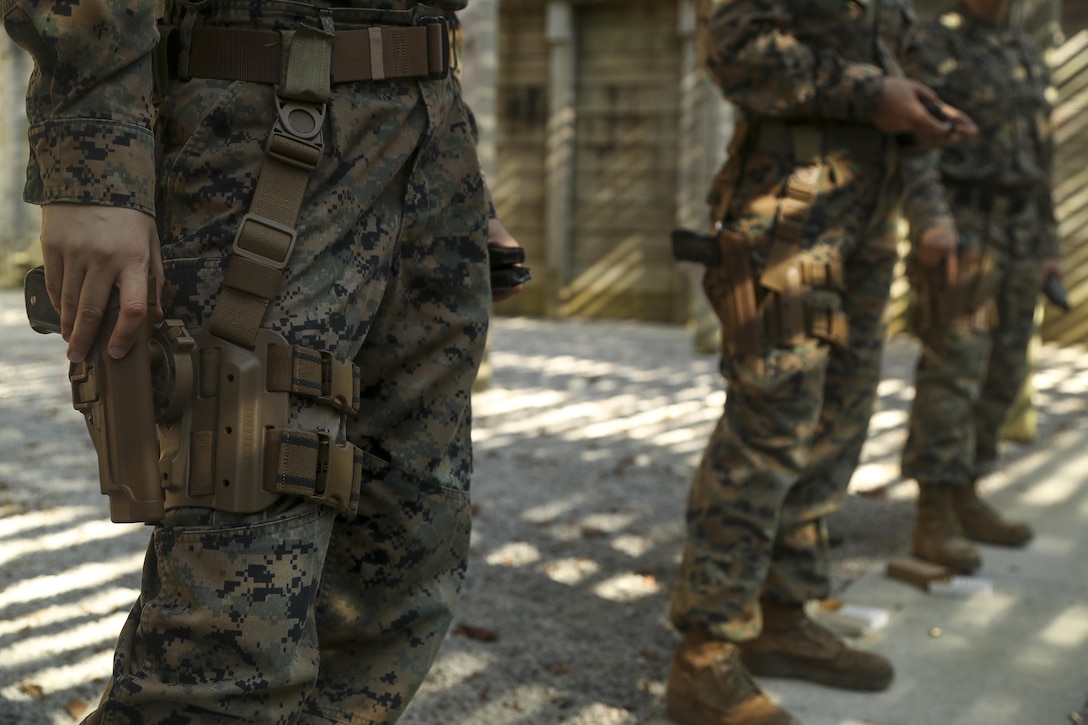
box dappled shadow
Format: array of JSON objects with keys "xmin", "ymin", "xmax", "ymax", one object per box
[
  {"xmin": 401, "ymin": 317, "xmax": 1088, "ymax": 724},
  {"xmin": 2, "ymin": 297, "xmax": 1087, "ymax": 723}
]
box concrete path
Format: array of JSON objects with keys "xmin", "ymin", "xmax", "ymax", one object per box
[
  {"xmin": 1, "ymin": 290, "xmax": 1087, "ymax": 725},
  {"xmin": 751, "ymin": 423, "xmax": 1088, "ymax": 725}
]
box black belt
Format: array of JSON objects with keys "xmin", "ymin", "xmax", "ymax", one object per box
[
  {"xmin": 751, "ymin": 121, "xmax": 889, "ymax": 161},
  {"xmin": 164, "ymin": 19, "xmax": 450, "ymax": 83}
]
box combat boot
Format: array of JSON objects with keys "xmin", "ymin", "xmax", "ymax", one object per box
[
  {"xmin": 912, "ymin": 484, "xmax": 981, "ymax": 573},
  {"xmin": 666, "ymin": 630, "xmax": 799, "ymax": 725},
  {"xmin": 739, "ymin": 600, "xmax": 893, "ymax": 692},
  {"xmin": 952, "ymin": 481, "xmax": 1033, "ymax": 547}
]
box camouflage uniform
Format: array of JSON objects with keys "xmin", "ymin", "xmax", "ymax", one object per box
[
  {"xmin": 4, "ymin": 0, "xmax": 489, "ymax": 723},
  {"xmin": 900, "ymin": 4, "xmax": 1058, "ymax": 488},
  {"xmin": 668, "ymin": 0, "xmax": 949, "ymax": 643}
]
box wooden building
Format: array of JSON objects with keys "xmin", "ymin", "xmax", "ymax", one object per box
[
  {"xmin": 1045, "ymin": 2, "xmax": 1088, "ymax": 344},
  {"xmin": 461, "ymin": 0, "xmax": 1087, "ymax": 347},
  {"xmin": 461, "ymin": 0, "xmax": 724, "ymax": 326},
  {"xmin": 0, "ymin": 1, "xmax": 1084, "ymax": 345}
]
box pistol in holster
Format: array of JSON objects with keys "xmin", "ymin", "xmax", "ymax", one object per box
[
  {"xmin": 911, "ymin": 244, "xmax": 997, "ymax": 335},
  {"xmin": 673, "ymin": 228, "xmax": 762, "ymax": 356},
  {"xmin": 673, "ymin": 229, "xmax": 848, "ymax": 356},
  {"xmin": 25, "ymin": 266, "xmax": 164, "ymax": 523},
  {"xmin": 24, "ymin": 266, "xmax": 361, "ymax": 524}
]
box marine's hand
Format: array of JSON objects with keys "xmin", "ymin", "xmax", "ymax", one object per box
[
  {"xmin": 935, "ymin": 102, "xmax": 978, "ymax": 144},
  {"xmin": 873, "ymin": 78, "xmax": 977, "ymax": 149},
  {"xmin": 1040, "ymin": 257, "xmax": 1063, "ymax": 287},
  {"xmin": 918, "ymin": 224, "xmax": 959, "ymax": 287},
  {"xmin": 39, "ymin": 203, "xmax": 163, "ymax": 362},
  {"xmin": 487, "ymin": 217, "xmax": 526, "ymax": 303}
]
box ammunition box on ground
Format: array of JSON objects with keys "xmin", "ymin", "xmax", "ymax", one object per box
[{"xmin": 885, "ymin": 556, "xmax": 954, "ymax": 590}]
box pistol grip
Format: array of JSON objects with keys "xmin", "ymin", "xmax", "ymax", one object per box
[{"xmin": 23, "ymin": 266, "xmax": 61, "ymax": 335}]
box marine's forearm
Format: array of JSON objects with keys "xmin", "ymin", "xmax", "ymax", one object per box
[
  {"xmin": 697, "ymin": 0, "xmax": 884, "ymax": 122},
  {"xmin": 3, "ymin": 0, "xmax": 160, "ymax": 211}
]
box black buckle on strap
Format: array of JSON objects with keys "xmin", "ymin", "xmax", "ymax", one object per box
[{"xmin": 418, "ymin": 15, "xmax": 451, "ymax": 80}]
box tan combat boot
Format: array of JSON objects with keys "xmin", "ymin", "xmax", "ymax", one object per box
[
  {"xmin": 666, "ymin": 631, "xmax": 799, "ymax": 725},
  {"xmin": 912, "ymin": 484, "xmax": 981, "ymax": 573},
  {"xmin": 739, "ymin": 600, "xmax": 893, "ymax": 692},
  {"xmin": 952, "ymin": 481, "xmax": 1033, "ymax": 547}
]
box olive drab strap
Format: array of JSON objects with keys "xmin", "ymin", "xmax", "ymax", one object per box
[
  {"xmin": 762, "ymin": 162, "xmax": 820, "ymax": 293},
  {"xmin": 198, "ymin": 17, "xmax": 451, "ymax": 347},
  {"xmin": 759, "ymin": 161, "xmax": 826, "ymax": 347},
  {"xmin": 207, "ymin": 23, "xmax": 333, "ymax": 349},
  {"xmin": 165, "ymin": 24, "xmax": 364, "ymax": 514},
  {"xmin": 263, "ymin": 429, "xmax": 364, "ymax": 513},
  {"xmin": 155, "ymin": 15, "xmax": 449, "ymax": 518},
  {"xmin": 151, "ymin": 12, "xmax": 455, "ymax": 517},
  {"xmin": 265, "ymin": 345, "xmax": 361, "ymax": 413}
]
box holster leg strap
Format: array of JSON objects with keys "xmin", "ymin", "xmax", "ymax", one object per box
[
  {"xmin": 266, "ymin": 344, "xmax": 361, "ymax": 414},
  {"xmin": 264, "ymin": 429, "xmax": 363, "ymax": 514}
]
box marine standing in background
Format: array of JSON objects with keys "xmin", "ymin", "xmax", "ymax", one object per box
[
  {"xmin": 900, "ymin": 0, "xmax": 1062, "ymax": 573},
  {"xmin": 2, "ymin": 0, "xmax": 521, "ymax": 721},
  {"xmin": 665, "ymin": 1, "xmax": 976, "ymax": 724}
]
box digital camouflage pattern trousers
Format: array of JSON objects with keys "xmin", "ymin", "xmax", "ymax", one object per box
[
  {"xmin": 669, "ymin": 145, "xmax": 902, "ymax": 644},
  {"xmin": 84, "ymin": 4, "xmax": 490, "ymax": 724},
  {"xmin": 902, "ymin": 205, "xmax": 1046, "ymax": 487}
]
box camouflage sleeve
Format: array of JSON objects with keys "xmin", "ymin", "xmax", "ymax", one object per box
[
  {"xmin": 1038, "ymin": 181, "xmax": 1060, "ymax": 258},
  {"xmin": 1, "ymin": 0, "xmax": 160, "ymax": 214},
  {"xmin": 898, "ymin": 23, "xmax": 953, "ymax": 237},
  {"xmin": 900, "ymin": 150, "xmax": 953, "ymax": 238},
  {"xmin": 695, "ymin": 0, "xmax": 885, "ymax": 122},
  {"xmin": 1036, "ymin": 155, "xmax": 1060, "ymax": 258}
]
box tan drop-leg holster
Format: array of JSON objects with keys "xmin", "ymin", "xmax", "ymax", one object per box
[
  {"xmin": 910, "ymin": 245, "xmax": 998, "ymax": 336},
  {"xmin": 705, "ymin": 123, "xmax": 866, "ymax": 357},
  {"xmin": 135, "ymin": 11, "xmax": 453, "ymax": 519}
]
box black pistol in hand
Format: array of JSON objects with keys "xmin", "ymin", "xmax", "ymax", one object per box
[
  {"xmin": 1043, "ymin": 273, "xmax": 1070, "ymax": 312},
  {"xmin": 488, "ymin": 244, "xmax": 531, "ymax": 292},
  {"xmin": 897, "ymin": 99, "xmax": 950, "ymax": 146}
]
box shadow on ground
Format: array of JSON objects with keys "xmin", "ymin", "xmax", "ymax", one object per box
[{"xmin": 1, "ymin": 299, "xmax": 1086, "ymax": 724}]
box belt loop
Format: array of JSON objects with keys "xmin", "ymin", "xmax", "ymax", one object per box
[
  {"xmin": 175, "ymin": 10, "xmax": 199, "ymax": 81},
  {"xmin": 368, "ymin": 28, "xmax": 386, "ymax": 80},
  {"xmin": 280, "ymin": 16, "xmax": 335, "ymax": 103},
  {"xmin": 152, "ymin": 25, "xmax": 175, "ymax": 101},
  {"xmin": 418, "ymin": 15, "xmax": 451, "ymax": 80}
]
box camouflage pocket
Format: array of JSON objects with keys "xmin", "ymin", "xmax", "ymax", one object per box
[
  {"xmin": 724, "ymin": 338, "xmax": 827, "ymax": 391},
  {"xmin": 161, "ymin": 255, "xmax": 227, "ymax": 330}
]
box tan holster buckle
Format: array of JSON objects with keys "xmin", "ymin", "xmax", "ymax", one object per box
[{"xmin": 314, "ymin": 432, "xmax": 356, "ymax": 507}]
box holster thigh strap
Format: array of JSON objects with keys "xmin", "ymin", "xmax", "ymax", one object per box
[
  {"xmin": 264, "ymin": 429, "xmax": 364, "ymax": 514},
  {"xmin": 266, "ymin": 345, "xmax": 361, "ymax": 415}
]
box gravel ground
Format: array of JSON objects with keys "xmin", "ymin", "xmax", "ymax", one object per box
[{"xmin": 1, "ymin": 289, "xmax": 1086, "ymax": 724}]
